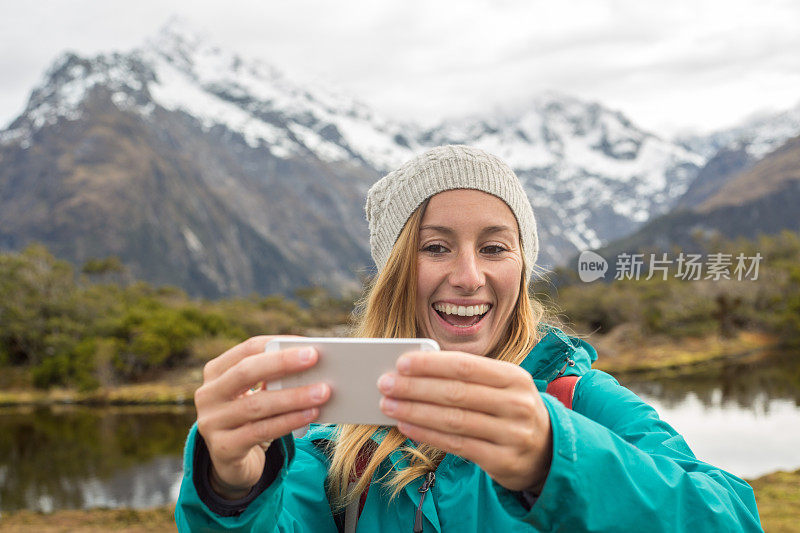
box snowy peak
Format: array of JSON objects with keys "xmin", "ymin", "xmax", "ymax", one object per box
[
  {"xmin": 1, "ymin": 19, "xmax": 421, "ymax": 171},
  {"xmin": 419, "ymin": 93, "xmax": 704, "ymax": 257},
  {"xmin": 0, "ymin": 50, "xmax": 154, "ymax": 148},
  {"xmin": 677, "ymin": 101, "xmax": 800, "ymax": 160},
  {"xmin": 425, "ymin": 92, "xmax": 696, "ymax": 177},
  {"xmin": 138, "ymin": 18, "xmax": 422, "ymax": 169},
  {"xmin": 533, "ymin": 94, "xmax": 650, "ymax": 160},
  {"xmin": 8, "ymin": 18, "xmax": 795, "ymax": 272},
  {"xmin": 144, "ymin": 16, "xmax": 212, "ymax": 74}
]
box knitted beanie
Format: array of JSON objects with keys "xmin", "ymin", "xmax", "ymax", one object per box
[{"xmin": 365, "ymin": 145, "xmax": 538, "ymax": 278}]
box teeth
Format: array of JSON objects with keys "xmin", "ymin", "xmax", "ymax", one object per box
[{"xmin": 433, "ymin": 303, "xmax": 490, "ymax": 316}]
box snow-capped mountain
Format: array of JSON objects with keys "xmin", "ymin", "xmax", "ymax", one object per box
[
  {"xmin": 1, "ymin": 19, "xmax": 424, "ymax": 171},
  {"xmin": 592, "ymin": 132, "xmax": 800, "ymax": 274},
  {"xmin": 1, "ymin": 18, "xmax": 774, "ymax": 296},
  {"xmin": 677, "ymin": 102, "xmax": 800, "ymax": 160},
  {"xmin": 0, "ymin": 19, "xmax": 393, "ymax": 297},
  {"xmin": 422, "ymin": 96, "xmax": 704, "ymax": 261}
]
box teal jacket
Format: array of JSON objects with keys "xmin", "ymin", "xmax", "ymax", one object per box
[{"xmin": 175, "ymin": 327, "xmax": 762, "ymax": 532}]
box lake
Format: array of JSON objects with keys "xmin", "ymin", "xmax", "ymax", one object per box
[{"xmin": 1, "ymin": 352, "xmax": 799, "ymax": 514}]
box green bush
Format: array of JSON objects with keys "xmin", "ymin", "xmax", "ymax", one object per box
[
  {"xmin": 549, "ymin": 230, "xmax": 800, "ymax": 341},
  {"xmin": 3, "ymin": 230, "xmax": 799, "ymax": 392},
  {"xmin": 777, "ymin": 266, "xmax": 800, "ymax": 349},
  {"xmin": 31, "ymin": 337, "xmax": 99, "ymax": 391}
]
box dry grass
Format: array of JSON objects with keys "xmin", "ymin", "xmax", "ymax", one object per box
[
  {"xmin": 588, "ymin": 328, "xmax": 777, "ymax": 376},
  {"xmin": 0, "ymin": 367, "xmax": 203, "ymax": 407},
  {"xmin": 748, "ymin": 469, "xmax": 800, "ymax": 533},
  {"xmin": 0, "ymin": 505, "xmax": 177, "ymax": 533}
]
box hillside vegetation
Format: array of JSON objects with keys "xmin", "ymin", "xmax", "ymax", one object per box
[
  {"xmin": 0, "ymin": 244, "xmax": 354, "ymax": 392},
  {"xmin": 545, "ymin": 229, "xmax": 800, "ymax": 347},
  {"xmin": 1, "ymin": 229, "xmax": 799, "ymax": 394}
]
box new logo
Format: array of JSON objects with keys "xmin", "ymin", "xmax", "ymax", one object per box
[{"xmin": 578, "ymin": 251, "xmax": 608, "ymax": 282}]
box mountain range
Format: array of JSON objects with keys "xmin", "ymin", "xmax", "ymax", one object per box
[
  {"xmin": 1, "ymin": 18, "xmax": 798, "ymax": 297},
  {"xmin": 590, "ymin": 132, "xmax": 800, "ymax": 272}
]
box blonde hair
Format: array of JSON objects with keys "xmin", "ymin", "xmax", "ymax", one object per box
[{"xmin": 327, "ymin": 199, "xmax": 552, "ymax": 508}]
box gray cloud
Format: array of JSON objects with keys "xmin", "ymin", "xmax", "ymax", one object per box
[{"xmin": 1, "ymin": 0, "xmax": 798, "ymax": 135}]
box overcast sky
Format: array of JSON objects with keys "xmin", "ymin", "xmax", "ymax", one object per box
[{"xmin": 1, "ymin": 0, "xmax": 798, "ymax": 137}]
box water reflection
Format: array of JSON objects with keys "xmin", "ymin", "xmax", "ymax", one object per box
[
  {"xmin": 631, "ymin": 389, "xmax": 800, "ymax": 479},
  {"xmin": 620, "ymin": 350, "xmax": 800, "ymax": 409},
  {"xmin": 1, "ymin": 351, "xmax": 799, "ymax": 513},
  {"xmin": 77, "ymin": 455, "xmax": 182, "ymax": 511},
  {"xmin": 620, "ymin": 351, "xmax": 800, "ymax": 479},
  {"xmin": 0, "ymin": 405, "xmax": 195, "ymax": 513}
]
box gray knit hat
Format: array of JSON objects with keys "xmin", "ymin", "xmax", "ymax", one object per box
[{"xmin": 365, "ymin": 145, "xmax": 538, "ymax": 278}]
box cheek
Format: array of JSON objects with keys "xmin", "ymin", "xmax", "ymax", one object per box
[
  {"xmin": 494, "ymin": 260, "xmax": 522, "ymax": 312},
  {"xmin": 416, "ymin": 260, "xmax": 438, "ymax": 299},
  {"xmin": 416, "ymin": 261, "xmax": 434, "ymax": 315}
]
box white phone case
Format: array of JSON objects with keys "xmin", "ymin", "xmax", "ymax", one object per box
[{"xmin": 263, "ymin": 337, "xmax": 439, "ymax": 436}]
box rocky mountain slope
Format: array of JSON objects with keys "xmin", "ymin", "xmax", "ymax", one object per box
[
  {"xmin": 2, "ymin": 19, "xmax": 791, "ymax": 297},
  {"xmin": 590, "ymin": 134, "xmax": 800, "ymax": 270}
]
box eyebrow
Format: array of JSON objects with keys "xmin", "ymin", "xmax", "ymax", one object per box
[{"xmin": 419, "ymin": 224, "xmax": 515, "ymax": 235}]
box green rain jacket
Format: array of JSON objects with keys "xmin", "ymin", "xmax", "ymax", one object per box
[{"xmin": 175, "ymin": 326, "xmax": 762, "ymax": 532}]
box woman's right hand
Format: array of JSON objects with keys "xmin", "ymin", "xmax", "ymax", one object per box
[{"xmin": 194, "ymin": 336, "xmax": 331, "ymax": 499}]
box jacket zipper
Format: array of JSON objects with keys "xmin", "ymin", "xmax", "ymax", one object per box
[
  {"xmin": 554, "ymin": 355, "xmax": 576, "ymax": 379},
  {"xmin": 413, "ymin": 471, "xmax": 436, "ymax": 533}
]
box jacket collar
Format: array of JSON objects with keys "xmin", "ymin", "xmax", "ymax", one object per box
[{"xmin": 523, "ymin": 323, "xmax": 597, "ymax": 385}]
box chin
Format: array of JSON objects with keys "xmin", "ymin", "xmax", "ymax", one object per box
[{"xmin": 435, "ymin": 338, "xmax": 490, "ymax": 357}]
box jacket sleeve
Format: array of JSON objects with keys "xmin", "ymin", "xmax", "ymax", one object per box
[
  {"xmin": 523, "ymin": 370, "xmax": 763, "ymax": 532},
  {"xmin": 174, "ymin": 423, "xmax": 338, "ymax": 532}
]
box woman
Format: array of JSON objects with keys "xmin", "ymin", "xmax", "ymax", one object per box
[{"xmin": 175, "ymin": 146, "xmax": 762, "ymax": 531}]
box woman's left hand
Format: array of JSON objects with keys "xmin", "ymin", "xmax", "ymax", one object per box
[{"xmin": 377, "ymin": 350, "xmax": 552, "ymax": 493}]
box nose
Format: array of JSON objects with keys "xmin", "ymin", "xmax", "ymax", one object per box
[{"xmin": 448, "ymin": 250, "xmax": 485, "ymax": 292}]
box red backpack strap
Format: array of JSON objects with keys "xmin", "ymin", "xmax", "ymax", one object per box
[
  {"xmin": 546, "ymin": 375, "xmax": 581, "ymax": 409},
  {"xmin": 354, "ymin": 447, "xmax": 371, "ymax": 516}
]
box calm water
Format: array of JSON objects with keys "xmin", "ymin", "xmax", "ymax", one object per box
[
  {"xmin": 1, "ymin": 353, "xmax": 798, "ymax": 513},
  {"xmin": 621, "ymin": 349, "xmax": 800, "ymax": 479},
  {"xmin": 0, "ymin": 406, "xmax": 196, "ymax": 514}
]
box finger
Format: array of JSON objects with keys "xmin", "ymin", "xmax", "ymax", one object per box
[
  {"xmin": 203, "ymin": 336, "xmax": 274, "ymax": 382},
  {"xmin": 397, "ymin": 351, "xmax": 528, "ymax": 388},
  {"xmin": 203, "ymin": 335, "xmax": 302, "ymax": 382},
  {"xmin": 377, "ymin": 374, "xmax": 525, "ymax": 418},
  {"xmin": 227, "ymin": 407, "xmax": 321, "ymax": 453},
  {"xmin": 198, "ymin": 346, "xmax": 318, "ymax": 403},
  {"xmin": 395, "ymin": 419, "xmax": 503, "ymax": 468},
  {"xmin": 380, "ymin": 398, "xmax": 509, "ymax": 444},
  {"xmin": 220, "ymin": 346, "xmax": 319, "ymax": 400},
  {"xmin": 397, "ymin": 420, "xmax": 548, "ymax": 491},
  {"xmin": 201, "ymin": 382, "xmax": 331, "ymax": 431}
]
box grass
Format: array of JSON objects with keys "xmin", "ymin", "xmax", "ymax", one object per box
[
  {"xmin": 587, "ymin": 328, "xmax": 778, "ymax": 378},
  {"xmin": 749, "ymin": 469, "xmax": 800, "ymax": 533},
  {"xmin": 0, "ymin": 367, "xmax": 202, "ymax": 407},
  {"xmin": 0, "ymin": 505, "xmax": 177, "ymax": 532}
]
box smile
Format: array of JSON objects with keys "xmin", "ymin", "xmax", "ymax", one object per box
[{"xmin": 431, "ymin": 302, "xmax": 492, "ymax": 329}]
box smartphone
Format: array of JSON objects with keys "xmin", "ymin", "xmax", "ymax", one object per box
[{"xmin": 263, "ymin": 337, "xmax": 439, "ymax": 429}]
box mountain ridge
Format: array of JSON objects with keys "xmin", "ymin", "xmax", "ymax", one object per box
[
  {"xmin": 1, "ymin": 19, "xmax": 798, "ymax": 297},
  {"xmin": 582, "ymin": 134, "xmax": 800, "ymax": 276}
]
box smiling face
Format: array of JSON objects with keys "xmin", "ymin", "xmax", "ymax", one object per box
[{"xmin": 415, "ymin": 189, "xmax": 524, "ymax": 356}]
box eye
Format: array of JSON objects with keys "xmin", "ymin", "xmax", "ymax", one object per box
[
  {"xmin": 421, "ymin": 244, "xmax": 449, "ymax": 255},
  {"xmin": 481, "ymin": 245, "xmax": 508, "ymax": 255}
]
